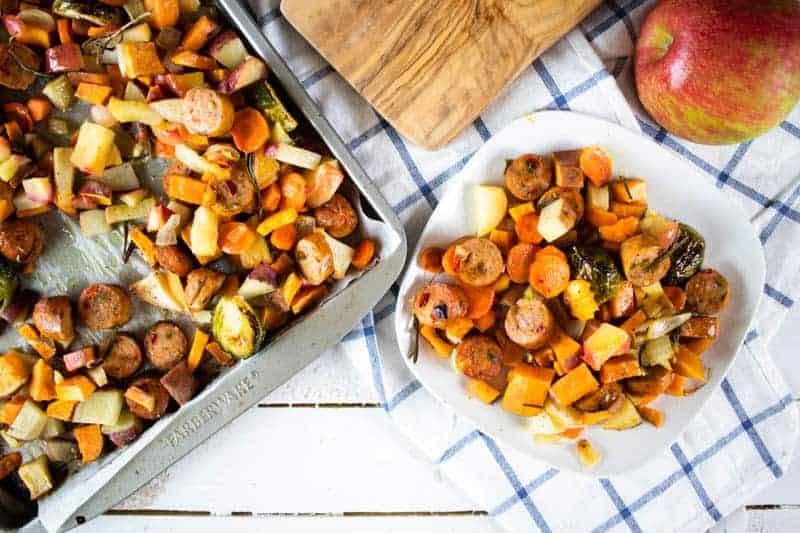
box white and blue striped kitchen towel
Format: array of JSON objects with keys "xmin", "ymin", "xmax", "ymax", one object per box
[{"xmin": 250, "ymin": 1, "xmax": 800, "ymax": 531}]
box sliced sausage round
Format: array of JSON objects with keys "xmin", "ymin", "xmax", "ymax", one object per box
[
  {"xmin": 452, "ymin": 237, "xmax": 504, "ymax": 287},
  {"xmin": 685, "ymin": 268, "xmax": 729, "ymax": 315},
  {"xmin": 101, "ymin": 334, "xmax": 143, "ymax": 380},
  {"xmin": 0, "ymin": 43, "xmax": 37, "ymax": 91},
  {"xmin": 295, "ymin": 232, "xmax": 334, "ymax": 285},
  {"xmin": 536, "ymin": 187, "xmax": 585, "ymax": 222},
  {"xmin": 182, "ymin": 87, "xmax": 234, "ymax": 137},
  {"xmin": 0, "ymin": 219, "xmax": 44, "ymax": 264},
  {"xmin": 78, "ymin": 284, "xmax": 132, "ymax": 330},
  {"xmin": 314, "ymin": 194, "xmax": 357, "ymax": 238},
  {"xmin": 504, "ymin": 297, "xmax": 554, "ymax": 349},
  {"xmin": 413, "ymin": 282, "xmax": 469, "ymax": 328},
  {"xmin": 208, "ymin": 168, "xmax": 256, "ymax": 216},
  {"xmin": 620, "ymin": 234, "xmax": 671, "ymax": 287},
  {"xmin": 126, "ymin": 376, "xmax": 170, "ymax": 420},
  {"xmin": 32, "ymin": 296, "xmax": 74, "ymax": 342},
  {"xmin": 453, "ymin": 334, "xmax": 503, "ymax": 381},
  {"xmin": 144, "ymin": 321, "xmax": 188, "ymax": 371},
  {"xmin": 155, "ymin": 245, "xmax": 193, "ymax": 277},
  {"xmin": 624, "ymin": 366, "xmax": 673, "ymax": 396},
  {"xmin": 574, "ymin": 382, "xmax": 623, "ymax": 412},
  {"xmin": 504, "ymin": 154, "xmax": 552, "ymax": 201},
  {"xmin": 184, "ymin": 267, "xmax": 227, "ymax": 311}
]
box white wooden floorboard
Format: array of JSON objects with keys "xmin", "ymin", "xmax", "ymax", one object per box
[
  {"xmin": 116, "ymin": 407, "xmax": 475, "ymax": 513},
  {"xmin": 78, "ymin": 514, "xmax": 499, "ymax": 533}
]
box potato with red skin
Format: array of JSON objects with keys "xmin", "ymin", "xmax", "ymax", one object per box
[
  {"xmin": 218, "ymin": 57, "xmax": 267, "ymax": 94},
  {"xmin": 314, "ymin": 194, "xmax": 358, "ymax": 238},
  {"xmin": 101, "ymin": 334, "xmax": 143, "ymax": 380},
  {"xmin": 184, "ymin": 268, "xmax": 226, "ymax": 311},
  {"xmin": 413, "ymin": 282, "xmax": 469, "ymax": 328},
  {"xmin": 0, "ymin": 219, "xmax": 44, "ymax": 264},
  {"xmin": 78, "ymin": 284, "xmax": 132, "ymax": 330},
  {"xmin": 144, "ymin": 321, "xmax": 188, "ymax": 371},
  {"xmin": 79, "ymin": 180, "xmax": 112, "ymax": 206},
  {"xmin": 160, "ymin": 362, "xmax": 199, "ymax": 405},
  {"xmin": 32, "ymin": 296, "xmax": 74, "ymax": 342},
  {"xmin": 126, "ymin": 376, "xmax": 170, "ymax": 420},
  {"xmin": 44, "ymin": 43, "xmax": 83, "ymax": 73},
  {"xmin": 685, "ymin": 269, "xmax": 729, "ymax": 315},
  {"xmin": 504, "ymin": 297, "xmax": 555, "ymax": 349},
  {"xmin": 537, "ymin": 187, "xmax": 585, "ymax": 221},
  {"xmin": 453, "ymin": 334, "xmax": 504, "ymax": 381},
  {"xmin": 155, "ymin": 245, "xmax": 193, "ymax": 277},
  {"xmin": 183, "ymin": 87, "xmax": 234, "ymax": 137},
  {"xmin": 504, "ymin": 154, "xmax": 552, "ymax": 201}
]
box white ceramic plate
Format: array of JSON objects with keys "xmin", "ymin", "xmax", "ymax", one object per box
[{"xmin": 394, "ymin": 111, "xmax": 765, "ymax": 476}]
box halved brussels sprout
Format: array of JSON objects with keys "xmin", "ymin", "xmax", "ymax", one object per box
[
  {"xmin": 663, "ymin": 223, "xmax": 705, "ymax": 285},
  {"xmin": 567, "ymin": 245, "xmax": 623, "ymax": 304},
  {"xmin": 212, "ymin": 296, "xmax": 265, "ymax": 359}
]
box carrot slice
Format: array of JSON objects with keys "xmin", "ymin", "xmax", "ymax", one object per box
[
  {"xmin": 506, "ymin": 242, "xmax": 539, "ymax": 284},
  {"xmin": 57, "ymin": 18, "xmax": 73, "ymax": 44},
  {"xmin": 270, "ymin": 223, "xmax": 297, "ymax": 251},
  {"xmin": 352, "ymin": 239, "xmax": 376, "ymax": 270},
  {"xmin": 461, "ymin": 284, "xmax": 495, "ymax": 319},
  {"xmin": 231, "ymin": 107, "xmax": 269, "ymax": 154},
  {"xmin": 586, "ymin": 207, "xmax": 618, "ymax": 227},
  {"xmin": 74, "ymin": 424, "xmax": 103, "ymax": 463},
  {"xmin": 529, "ymin": 249, "xmax": 570, "ymax": 298},
  {"xmin": 418, "ymin": 247, "xmax": 444, "ymax": 274},
  {"xmin": 218, "ymin": 221, "xmax": 258, "ymax": 254},
  {"xmin": 27, "ymin": 97, "xmax": 52, "ymax": 122}
]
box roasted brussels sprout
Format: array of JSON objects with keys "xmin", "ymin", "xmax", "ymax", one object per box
[
  {"xmin": 212, "ymin": 296, "xmax": 265, "ymax": 359},
  {"xmin": 251, "ymin": 82, "xmax": 297, "ymax": 132},
  {"xmin": 567, "ymin": 245, "xmax": 623, "ymax": 304},
  {"xmin": 663, "ymin": 223, "xmax": 705, "ymax": 285}
]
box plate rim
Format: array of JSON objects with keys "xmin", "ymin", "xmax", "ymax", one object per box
[{"xmin": 393, "ymin": 109, "xmax": 766, "ymax": 477}]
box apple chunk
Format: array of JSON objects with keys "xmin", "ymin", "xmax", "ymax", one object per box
[
  {"xmin": 471, "ymin": 185, "xmax": 508, "ymax": 236},
  {"xmin": 208, "ymin": 30, "xmax": 248, "ymax": 69},
  {"xmin": 582, "ymin": 323, "xmax": 631, "ymax": 371},
  {"xmin": 71, "ymin": 122, "xmax": 115, "ymax": 176}
]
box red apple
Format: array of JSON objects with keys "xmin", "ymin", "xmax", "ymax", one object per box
[{"xmin": 635, "ymin": 0, "xmax": 800, "ymax": 145}]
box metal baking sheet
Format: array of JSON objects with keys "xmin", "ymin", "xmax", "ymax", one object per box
[{"xmin": 5, "ymin": 0, "xmax": 407, "ymax": 530}]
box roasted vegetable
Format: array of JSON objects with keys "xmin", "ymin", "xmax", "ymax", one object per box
[
  {"xmin": 663, "ymin": 223, "xmax": 705, "ymax": 285},
  {"xmin": 567, "ymin": 245, "xmax": 623, "ymax": 304},
  {"xmin": 52, "ymin": 0, "xmax": 124, "ymax": 26},
  {"xmin": 0, "ymin": 257, "xmax": 18, "ymax": 313},
  {"xmin": 251, "ymin": 81, "xmax": 298, "ymax": 132},
  {"xmin": 212, "ymin": 295, "xmax": 265, "ymax": 358}
]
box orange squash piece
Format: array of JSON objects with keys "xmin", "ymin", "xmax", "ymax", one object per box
[
  {"xmin": 0, "ymin": 397, "xmax": 25, "ymax": 425},
  {"xmin": 29, "ymin": 359, "xmax": 57, "ymax": 402},
  {"xmin": 600, "ymin": 355, "xmax": 641, "ymax": 383},
  {"xmin": 420, "ymin": 325, "xmax": 453, "ymax": 357},
  {"xmin": 469, "ymin": 380, "xmax": 501, "ymax": 404},
  {"xmin": 501, "ymin": 364, "xmax": 555, "ymax": 415},
  {"xmin": 666, "ymin": 374, "xmax": 686, "ymax": 396},
  {"xmin": 187, "ymin": 329, "xmax": 210, "ymax": 372},
  {"xmin": 164, "ymin": 174, "xmax": 207, "ymax": 205},
  {"xmin": 673, "ymin": 346, "xmax": 706, "ymax": 381},
  {"xmin": 586, "ymin": 207, "xmax": 618, "ymax": 228},
  {"xmin": 598, "ymin": 216, "xmax": 639, "ymax": 242},
  {"xmin": 144, "ymin": 0, "xmax": 179, "ymax": 30},
  {"xmin": 489, "ymin": 229, "xmax": 515, "ymax": 255},
  {"xmin": 611, "ymin": 201, "xmax": 647, "ymax": 219},
  {"xmin": 461, "ymin": 284, "xmax": 495, "ymax": 319},
  {"xmin": 549, "ymin": 363, "xmax": 599, "ymax": 407},
  {"xmin": 638, "ymin": 405, "xmax": 665, "ymax": 427},
  {"xmin": 474, "ymin": 311, "xmax": 495, "ymax": 333},
  {"xmin": 685, "ymin": 338, "xmax": 714, "ymax": 355},
  {"xmin": 74, "ymin": 424, "xmax": 104, "ymax": 464},
  {"xmin": 46, "ymin": 400, "xmax": 77, "ymax": 421}
]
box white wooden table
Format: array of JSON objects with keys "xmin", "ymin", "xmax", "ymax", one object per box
[{"xmin": 78, "ymin": 307, "xmax": 800, "ymax": 533}]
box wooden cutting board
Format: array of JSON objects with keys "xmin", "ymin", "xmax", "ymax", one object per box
[{"xmin": 280, "ymin": 0, "xmax": 602, "ymax": 149}]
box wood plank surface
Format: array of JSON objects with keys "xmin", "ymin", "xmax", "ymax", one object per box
[{"xmin": 280, "ymin": 0, "xmax": 602, "ymax": 148}]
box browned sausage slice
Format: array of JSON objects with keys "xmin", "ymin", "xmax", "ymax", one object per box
[
  {"xmin": 126, "ymin": 376, "xmax": 170, "ymax": 420},
  {"xmin": 314, "ymin": 194, "xmax": 358, "ymax": 238},
  {"xmin": 624, "ymin": 366, "xmax": 673, "ymax": 396},
  {"xmin": 101, "ymin": 333, "xmax": 143, "ymax": 380},
  {"xmin": 504, "ymin": 154, "xmax": 552, "ymax": 201},
  {"xmin": 144, "ymin": 321, "xmax": 188, "ymax": 371},
  {"xmin": 573, "ymin": 382, "xmax": 623, "ymax": 412},
  {"xmin": 183, "ymin": 87, "xmax": 234, "ymax": 137},
  {"xmin": 504, "ymin": 297, "xmax": 554, "ymax": 349},
  {"xmin": 620, "ymin": 234, "xmax": 671, "ymax": 287},
  {"xmin": 32, "ymin": 296, "xmax": 74, "ymax": 342},
  {"xmin": 78, "ymin": 284, "xmax": 132, "ymax": 330},
  {"xmin": 0, "ymin": 43, "xmax": 37, "ymax": 90},
  {"xmin": 207, "ymin": 168, "xmax": 256, "ymax": 216},
  {"xmin": 155, "ymin": 245, "xmax": 193, "ymax": 277},
  {"xmin": 451, "ymin": 237, "xmax": 504, "ymax": 287},
  {"xmin": 295, "ymin": 232, "xmax": 334, "ymax": 285},
  {"xmin": 0, "ymin": 219, "xmax": 44, "ymax": 264},
  {"xmin": 453, "ymin": 334, "xmax": 503, "ymax": 381},
  {"xmin": 413, "ymin": 282, "xmax": 469, "ymax": 328},
  {"xmin": 184, "ymin": 267, "xmax": 226, "ymax": 311},
  {"xmin": 679, "ymin": 316, "xmax": 720, "ymax": 339},
  {"xmin": 685, "ymin": 269, "xmax": 729, "ymax": 315}
]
